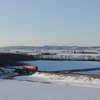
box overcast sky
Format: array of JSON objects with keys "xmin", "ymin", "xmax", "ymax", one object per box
[{"xmin": 0, "ymin": 0, "xmax": 100, "ymax": 47}]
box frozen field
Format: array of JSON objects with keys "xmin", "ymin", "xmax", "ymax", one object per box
[
  {"xmin": 25, "ymin": 60, "xmax": 100, "ymax": 74},
  {"xmin": 0, "ymin": 72, "xmax": 100, "ymax": 100}
]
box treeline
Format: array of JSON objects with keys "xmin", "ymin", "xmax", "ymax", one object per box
[
  {"xmin": 0, "ymin": 53, "xmax": 99, "ymax": 67},
  {"xmin": 0, "ymin": 53, "xmax": 38, "ymax": 66},
  {"xmin": 35, "ymin": 54, "xmax": 100, "ymax": 61}
]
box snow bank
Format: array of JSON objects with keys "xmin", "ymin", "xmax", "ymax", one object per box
[{"xmin": 15, "ymin": 72, "xmax": 100, "ymax": 88}]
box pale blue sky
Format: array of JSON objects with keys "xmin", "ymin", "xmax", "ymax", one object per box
[{"xmin": 0, "ymin": 0, "xmax": 100, "ymax": 47}]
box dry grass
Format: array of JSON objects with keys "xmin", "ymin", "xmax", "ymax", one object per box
[
  {"xmin": 3, "ymin": 76, "xmax": 14, "ymax": 80},
  {"xmin": 39, "ymin": 72, "xmax": 100, "ymax": 79}
]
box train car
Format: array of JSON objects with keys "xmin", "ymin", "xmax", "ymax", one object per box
[{"xmin": 22, "ymin": 66, "xmax": 38, "ymax": 71}]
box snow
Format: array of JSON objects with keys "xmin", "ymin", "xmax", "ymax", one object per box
[
  {"xmin": 0, "ymin": 72, "xmax": 100, "ymax": 100},
  {"xmin": 1, "ymin": 50, "xmax": 100, "ymax": 99},
  {"xmin": 25, "ymin": 60, "xmax": 100, "ymax": 71},
  {"xmin": 36, "ymin": 53, "xmax": 100, "ymax": 60},
  {"xmin": 0, "ymin": 80, "xmax": 100, "ymax": 100},
  {"xmin": 1, "ymin": 59, "xmax": 100, "ymax": 100},
  {"xmin": 0, "ymin": 67, "xmax": 18, "ymax": 78},
  {"xmin": 24, "ymin": 60, "xmax": 100, "ymax": 74},
  {"xmin": 15, "ymin": 72, "xmax": 100, "ymax": 87}
]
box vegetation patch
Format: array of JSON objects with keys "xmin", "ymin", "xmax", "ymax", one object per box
[{"xmin": 0, "ymin": 53, "xmax": 37, "ymax": 67}]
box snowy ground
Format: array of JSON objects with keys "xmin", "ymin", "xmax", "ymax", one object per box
[
  {"xmin": 0, "ymin": 72, "xmax": 100, "ymax": 100},
  {"xmin": 1, "ymin": 60, "xmax": 100, "ymax": 100},
  {"xmin": 25, "ymin": 60, "xmax": 100, "ymax": 74},
  {"xmin": 0, "ymin": 67, "xmax": 18, "ymax": 78}
]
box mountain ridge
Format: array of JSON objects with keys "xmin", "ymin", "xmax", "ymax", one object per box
[{"xmin": 0, "ymin": 46, "xmax": 100, "ymax": 50}]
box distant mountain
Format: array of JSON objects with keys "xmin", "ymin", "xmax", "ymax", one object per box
[{"xmin": 0, "ymin": 46, "xmax": 100, "ymax": 51}]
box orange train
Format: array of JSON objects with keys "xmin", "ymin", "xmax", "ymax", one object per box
[{"xmin": 22, "ymin": 66, "xmax": 38, "ymax": 70}]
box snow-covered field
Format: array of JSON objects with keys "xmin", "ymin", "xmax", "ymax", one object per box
[
  {"xmin": 25, "ymin": 60, "xmax": 100, "ymax": 74},
  {"xmin": 1, "ymin": 60, "xmax": 100, "ymax": 100},
  {"xmin": 0, "ymin": 72, "xmax": 100, "ymax": 100}
]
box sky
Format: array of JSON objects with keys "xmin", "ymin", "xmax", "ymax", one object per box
[{"xmin": 0, "ymin": 0, "xmax": 100, "ymax": 47}]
